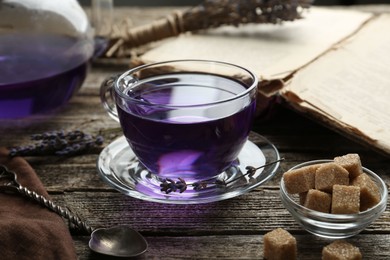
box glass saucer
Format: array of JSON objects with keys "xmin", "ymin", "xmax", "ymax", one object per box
[{"xmin": 97, "ymin": 133, "xmax": 280, "ymax": 204}]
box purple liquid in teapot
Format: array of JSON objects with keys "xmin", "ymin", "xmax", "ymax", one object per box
[
  {"xmin": 0, "ymin": 33, "xmax": 92, "ymax": 118},
  {"xmin": 116, "ymin": 73, "xmax": 257, "ymax": 180}
]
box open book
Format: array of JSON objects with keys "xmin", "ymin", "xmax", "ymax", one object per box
[{"xmin": 136, "ymin": 7, "xmax": 390, "ymax": 156}]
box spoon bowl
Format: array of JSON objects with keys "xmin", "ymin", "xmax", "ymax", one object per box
[{"xmin": 89, "ymin": 226, "xmax": 148, "ymax": 257}]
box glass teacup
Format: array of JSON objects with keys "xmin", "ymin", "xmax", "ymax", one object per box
[{"xmin": 100, "ymin": 60, "xmax": 258, "ymax": 183}]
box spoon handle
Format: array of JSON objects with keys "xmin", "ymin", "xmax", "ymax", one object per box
[
  {"xmin": 0, "ymin": 164, "xmax": 94, "ymax": 234},
  {"xmin": 16, "ymin": 185, "xmax": 94, "ymax": 234}
]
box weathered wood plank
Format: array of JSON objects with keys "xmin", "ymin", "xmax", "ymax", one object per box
[
  {"xmin": 51, "ymin": 189, "xmax": 390, "ymax": 235},
  {"xmin": 72, "ymin": 234, "xmax": 390, "ymax": 260}
]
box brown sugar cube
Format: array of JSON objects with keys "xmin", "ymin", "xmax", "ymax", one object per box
[
  {"xmin": 283, "ymin": 164, "xmax": 320, "ymax": 194},
  {"xmin": 331, "ymin": 185, "xmax": 360, "ymax": 214},
  {"xmin": 334, "ymin": 153, "xmax": 363, "ymax": 179},
  {"xmin": 322, "ymin": 240, "xmax": 362, "ymax": 260},
  {"xmin": 315, "ymin": 163, "xmax": 349, "ymax": 192},
  {"xmin": 351, "ymin": 173, "xmax": 381, "ymax": 211},
  {"xmin": 263, "ymin": 228, "xmax": 297, "ymax": 260},
  {"xmin": 303, "ymin": 189, "xmax": 332, "ymax": 213}
]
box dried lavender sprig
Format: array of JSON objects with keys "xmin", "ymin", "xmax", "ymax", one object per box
[
  {"xmin": 223, "ymin": 158, "xmax": 285, "ymax": 186},
  {"xmin": 159, "ymin": 158, "xmax": 284, "ymax": 194},
  {"xmin": 8, "ymin": 130, "xmax": 104, "ymax": 157},
  {"xmin": 104, "ymin": 0, "xmax": 313, "ymax": 57}
]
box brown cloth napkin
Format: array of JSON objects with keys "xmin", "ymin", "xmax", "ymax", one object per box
[{"xmin": 0, "ymin": 148, "xmax": 77, "ymax": 260}]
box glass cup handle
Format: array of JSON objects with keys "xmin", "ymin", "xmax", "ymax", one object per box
[{"xmin": 100, "ymin": 74, "xmax": 120, "ymax": 122}]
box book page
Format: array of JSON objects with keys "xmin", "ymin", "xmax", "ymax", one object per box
[
  {"xmin": 140, "ymin": 7, "xmax": 372, "ymax": 80},
  {"xmin": 282, "ymin": 14, "xmax": 390, "ymax": 155}
]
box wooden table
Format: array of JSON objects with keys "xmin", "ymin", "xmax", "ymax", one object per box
[{"xmin": 1, "ymin": 5, "xmax": 389, "ymax": 260}]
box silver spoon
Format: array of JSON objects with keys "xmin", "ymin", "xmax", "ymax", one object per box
[{"xmin": 0, "ymin": 165, "xmax": 148, "ymax": 258}]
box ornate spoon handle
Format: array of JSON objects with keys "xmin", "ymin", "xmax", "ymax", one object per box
[
  {"xmin": 17, "ymin": 185, "xmax": 94, "ymax": 234},
  {"xmin": 0, "ymin": 165, "xmax": 93, "ymax": 234}
]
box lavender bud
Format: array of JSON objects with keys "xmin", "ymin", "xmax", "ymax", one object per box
[{"xmin": 95, "ymin": 136, "xmax": 104, "ymax": 145}]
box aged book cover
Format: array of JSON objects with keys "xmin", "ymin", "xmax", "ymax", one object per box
[{"xmin": 136, "ymin": 7, "xmax": 390, "ymax": 156}]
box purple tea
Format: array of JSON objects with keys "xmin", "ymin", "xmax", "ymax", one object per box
[
  {"xmin": 116, "ymin": 72, "xmax": 257, "ymax": 181},
  {"xmin": 0, "ymin": 33, "xmax": 92, "ymax": 119}
]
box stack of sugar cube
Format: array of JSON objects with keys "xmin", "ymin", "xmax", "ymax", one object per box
[{"xmin": 283, "ymin": 154, "xmax": 381, "ymax": 214}]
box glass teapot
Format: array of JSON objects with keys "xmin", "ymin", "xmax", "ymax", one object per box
[{"xmin": 0, "ymin": 0, "xmax": 109, "ymax": 119}]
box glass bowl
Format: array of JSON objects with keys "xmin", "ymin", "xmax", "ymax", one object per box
[{"xmin": 280, "ymin": 160, "xmax": 388, "ymax": 239}]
